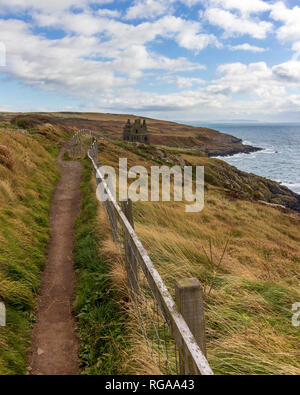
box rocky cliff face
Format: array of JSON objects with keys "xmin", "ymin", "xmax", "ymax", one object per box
[
  {"xmin": 120, "ymin": 142, "xmax": 300, "ymax": 214},
  {"xmin": 148, "ymin": 131, "xmax": 262, "ymax": 156},
  {"xmin": 205, "ymin": 158, "xmax": 300, "ymax": 213}
]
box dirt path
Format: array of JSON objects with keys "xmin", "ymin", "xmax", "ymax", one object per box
[{"xmin": 28, "ymin": 149, "xmax": 82, "ymax": 375}]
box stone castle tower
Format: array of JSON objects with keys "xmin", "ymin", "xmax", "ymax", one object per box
[{"xmin": 123, "ymin": 119, "xmax": 150, "ymax": 144}]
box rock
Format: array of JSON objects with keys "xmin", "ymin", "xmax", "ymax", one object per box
[{"xmin": 37, "ymin": 348, "xmax": 45, "ymax": 356}]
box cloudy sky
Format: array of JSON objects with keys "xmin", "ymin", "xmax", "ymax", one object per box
[{"xmin": 0, "ymin": 0, "xmax": 300, "ymax": 121}]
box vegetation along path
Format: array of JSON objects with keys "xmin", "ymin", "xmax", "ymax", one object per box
[{"xmin": 28, "ymin": 148, "xmax": 82, "ymax": 375}]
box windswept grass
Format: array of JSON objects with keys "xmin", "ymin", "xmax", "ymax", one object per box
[
  {"xmin": 96, "ymin": 140, "xmax": 300, "ymax": 375},
  {"xmin": 0, "ymin": 127, "xmax": 60, "ymax": 374},
  {"xmin": 73, "ymin": 160, "xmax": 166, "ymax": 375},
  {"xmin": 73, "ymin": 161, "xmax": 128, "ymax": 375}
]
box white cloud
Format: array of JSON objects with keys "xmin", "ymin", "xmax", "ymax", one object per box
[
  {"xmin": 268, "ymin": 2, "xmax": 300, "ymax": 59},
  {"xmin": 33, "ymin": 11, "xmax": 107, "ymax": 36},
  {"xmin": 125, "ymin": 0, "xmax": 173, "ymax": 20},
  {"xmin": 157, "ymin": 75, "xmax": 205, "ymax": 88},
  {"xmin": 0, "ymin": 16, "xmax": 207, "ymax": 96},
  {"xmin": 270, "ymin": 2, "xmax": 300, "ymax": 43},
  {"xmin": 124, "ymin": 0, "xmax": 272, "ymax": 21},
  {"xmin": 1, "ymin": 0, "xmax": 300, "ymax": 120},
  {"xmin": 0, "ymin": 18, "xmax": 129, "ymax": 95},
  {"xmin": 292, "ymin": 42, "xmax": 300, "ymax": 60},
  {"xmin": 176, "ymin": 76, "xmax": 205, "ymax": 88},
  {"xmin": 205, "ymin": 8, "xmax": 273, "ymax": 39},
  {"xmin": 164, "ymin": 16, "xmax": 221, "ymax": 51},
  {"xmin": 204, "ymin": 0, "xmax": 271, "ymax": 16},
  {"xmin": 92, "ymin": 59, "xmax": 300, "ymax": 118},
  {"xmin": 214, "ymin": 61, "xmax": 285, "ymax": 98},
  {"xmin": 0, "ymin": 0, "xmax": 113, "ymax": 12},
  {"xmin": 272, "ymin": 61, "xmax": 300, "ymax": 83},
  {"xmin": 97, "ymin": 9, "xmax": 121, "ymax": 18},
  {"xmin": 228, "ymin": 43, "xmax": 267, "ymax": 53},
  {"xmin": 33, "ymin": 11, "xmax": 220, "ymax": 53}
]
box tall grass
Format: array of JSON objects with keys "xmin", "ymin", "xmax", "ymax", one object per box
[
  {"xmin": 73, "ymin": 159, "xmax": 169, "ymax": 375},
  {"xmin": 73, "ymin": 161, "xmax": 128, "ymax": 375},
  {"xmin": 0, "ymin": 127, "xmax": 60, "ymax": 374},
  {"xmin": 96, "ymin": 140, "xmax": 300, "ymax": 375}
]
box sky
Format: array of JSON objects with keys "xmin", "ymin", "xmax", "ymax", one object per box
[{"xmin": 1, "ymin": 0, "xmax": 300, "ymax": 122}]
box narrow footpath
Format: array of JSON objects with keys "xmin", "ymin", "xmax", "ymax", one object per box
[{"xmin": 28, "ymin": 148, "xmax": 82, "ymax": 375}]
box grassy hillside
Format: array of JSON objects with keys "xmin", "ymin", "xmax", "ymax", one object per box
[
  {"xmin": 0, "ymin": 124, "xmax": 62, "ymax": 374},
  {"xmin": 96, "ymin": 140, "xmax": 300, "ymax": 375},
  {"xmin": 2, "ymin": 112, "xmax": 260, "ymax": 156},
  {"xmin": 7, "ymin": 113, "xmax": 300, "ymax": 211},
  {"xmin": 115, "ymin": 142, "xmax": 300, "ymax": 212},
  {"xmin": 0, "ymin": 112, "xmax": 299, "ymax": 375}
]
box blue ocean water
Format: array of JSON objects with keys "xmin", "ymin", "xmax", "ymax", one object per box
[{"xmin": 191, "ymin": 123, "xmax": 300, "ymax": 195}]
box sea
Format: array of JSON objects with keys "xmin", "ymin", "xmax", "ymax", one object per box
[{"xmin": 189, "ymin": 123, "xmax": 300, "ymax": 195}]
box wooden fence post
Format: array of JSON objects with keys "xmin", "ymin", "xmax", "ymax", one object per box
[
  {"xmin": 121, "ymin": 199, "xmax": 139, "ymax": 294},
  {"xmin": 122, "ymin": 199, "xmax": 134, "ymax": 228},
  {"xmin": 175, "ymin": 278, "xmax": 207, "ymax": 375},
  {"xmin": 95, "ymin": 162, "xmax": 102, "ymax": 184},
  {"xmin": 0, "ymin": 302, "xmax": 6, "ymax": 327},
  {"xmin": 93, "ymin": 160, "xmax": 118, "ymax": 245},
  {"xmin": 108, "ymin": 200, "xmax": 120, "ymax": 245}
]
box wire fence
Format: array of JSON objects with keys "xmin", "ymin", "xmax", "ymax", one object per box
[{"xmin": 69, "ymin": 129, "xmax": 213, "ymax": 376}]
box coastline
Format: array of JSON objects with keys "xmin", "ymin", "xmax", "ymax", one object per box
[
  {"xmin": 210, "ymin": 136, "xmax": 300, "ymax": 213},
  {"xmin": 209, "ymin": 123, "xmax": 300, "ymax": 197},
  {"xmin": 206, "ymin": 143, "xmax": 263, "ymax": 158},
  {"xmin": 2, "ymin": 112, "xmax": 299, "ymax": 212}
]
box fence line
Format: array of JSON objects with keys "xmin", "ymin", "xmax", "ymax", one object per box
[{"xmin": 68, "ymin": 130, "xmax": 214, "ymax": 376}]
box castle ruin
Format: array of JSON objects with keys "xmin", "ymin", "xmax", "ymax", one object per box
[{"xmin": 123, "ymin": 119, "xmax": 150, "ymax": 144}]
